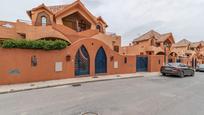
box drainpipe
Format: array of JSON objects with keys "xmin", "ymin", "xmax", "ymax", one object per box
[{"xmin": 164, "ymin": 46, "xmax": 166, "ymax": 65}]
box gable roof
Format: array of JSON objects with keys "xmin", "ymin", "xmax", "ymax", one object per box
[
  {"xmin": 133, "ymin": 30, "xmax": 174, "ymax": 44},
  {"xmin": 199, "ymin": 41, "xmax": 204, "ymax": 46},
  {"xmin": 27, "ymin": 3, "xmax": 54, "ymax": 18},
  {"xmin": 189, "ymin": 42, "xmax": 201, "ymax": 48},
  {"xmin": 27, "ymin": 0, "xmax": 107, "ymax": 26},
  {"xmin": 55, "ymin": 0, "xmax": 99, "ymax": 25},
  {"xmin": 173, "ymin": 39, "xmax": 191, "ymax": 47},
  {"xmin": 157, "ymin": 33, "xmax": 174, "ymax": 43},
  {"xmin": 133, "ymin": 30, "xmax": 160, "ymax": 42},
  {"xmin": 177, "ymin": 39, "xmax": 191, "ymax": 44}
]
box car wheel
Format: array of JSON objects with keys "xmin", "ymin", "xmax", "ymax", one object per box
[
  {"xmin": 162, "ymin": 73, "xmax": 166, "ymax": 76},
  {"xmin": 180, "ymin": 71, "xmax": 184, "ymax": 78}
]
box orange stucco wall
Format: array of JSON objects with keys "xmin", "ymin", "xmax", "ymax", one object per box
[
  {"xmin": 148, "ymin": 55, "xmax": 164, "ymax": 72},
  {"xmin": 0, "ymin": 38, "xmax": 136, "ymax": 85}
]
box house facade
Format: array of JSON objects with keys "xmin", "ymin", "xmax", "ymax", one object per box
[
  {"xmin": 122, "ymin": 30, "xmax": 175, "ymax": 56},
  {"xmin": 2, "ymin": 0, "xmax": 201, "ymax": 85},
  {"xmin": 0, "ymin": 0, "xmax": 121, "ymax": 52},
  {"xmin": 171, "ymin": 39, "xmax": 204, "ymax": 67},
  {"xmin": 0, "ymin": 0, "xmax": 164, "ymax": 85}
]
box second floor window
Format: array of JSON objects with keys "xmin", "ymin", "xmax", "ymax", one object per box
[
  {"xmin": 151, "ymin": 39, "xmax": 155, "ymax": 46},
  {"xmin": 114, "ymin": 45, "xmax": 119, "ymax": 52},
  {"xmin": 41, "ymin": 16, "xmax": 47, "ymax": 26},
  {"xmin": 96, "ymin": 25, "xmax": 102, "ymax": 32}
]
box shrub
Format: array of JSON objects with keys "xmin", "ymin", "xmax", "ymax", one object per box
[{"xmin": 1, "ymin": 39, "xmax": 70, "ymax": 50}]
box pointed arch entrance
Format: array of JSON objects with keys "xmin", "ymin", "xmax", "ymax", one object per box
[
  {"xmin": 75, "ymin": 45, "xmax": 90, "ymax": 76},
  {"xmin": 95, "ymin": 47, "xmax": 107, "ymax": 74}
]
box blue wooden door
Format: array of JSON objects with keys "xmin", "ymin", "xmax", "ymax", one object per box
[
  {"xmin": 75, "ymin": 45, "xmax": 90, "ymax": 76},
  {"xmin": 95, "ymin": 47, "xmax": 107, "ymax": 74},
  {"xmin": 136, "ymin": 56, "xmax": 148, "ymax": 72}
]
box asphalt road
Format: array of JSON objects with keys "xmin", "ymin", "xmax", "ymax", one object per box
[{"xmin": 0, "ymin": 72, "xmax": 204, "ymax": 115}]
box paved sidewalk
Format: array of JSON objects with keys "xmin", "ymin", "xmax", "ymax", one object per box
[{"xmin": 0, "ymin": 72, "xmax": 159, "ymax": 94}]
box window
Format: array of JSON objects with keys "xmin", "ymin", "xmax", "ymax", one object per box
[
  {"xmin": 31, "ymin": 56, "xmax": 37, "ymax": 67},
  {"xmin": 78, "ymin": 20, "xmax": 87, "ymax": 31},
  {"xmin": 41, "ymin": 16, "xmax": 47, "ymax": 26},
  {"xmin": 96, "ymin": 25, "xmax": 101, "ymax": 31},
  {"xmin": 190, "ymin": 47, "xmax": 194, "ymax": 51},
  {"xmin": 177, "ymin": 59, "xmax": 181, "ymax": 63},
  {"xmin": 148, "ymin": 52, "xmax": 152, "ymax": 55},
  {"xmin": 151, "ymin": 39, "xmax": 155, "ymax": 46},
  {"xmin": 114, "ymin": 46, "xmax": 119, "ymax": 52},
  {"xmin": 124, "ymin": 57, "xmax": 127, "ymax": 64},
  {"xmin": 156, "ymin": 43, "xmax": 160, "ymax": 47}
]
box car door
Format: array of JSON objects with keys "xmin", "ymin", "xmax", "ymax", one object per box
[{"xmin": 180, "ymin": 64, "xmax": 190, "ymax": 75}]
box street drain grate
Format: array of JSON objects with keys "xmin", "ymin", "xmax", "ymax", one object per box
[
  {"xmin": 72, "ymin": 83, "xmax": 81, "ymax": 87},
  {"xmin": 81, "ymin": 112, "xmax": 98, "ymax": 115}
]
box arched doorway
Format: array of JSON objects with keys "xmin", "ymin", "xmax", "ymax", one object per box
[
  {"xmin": 95, "ymin": 47, "xmax": 107, "ymax": 74},
  {"xmin": 75, "ymin": 45, "xmax": 90, "ymax": 76}
]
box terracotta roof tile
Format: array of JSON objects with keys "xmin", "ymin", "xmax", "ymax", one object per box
[
  {"xmin": 157, "ymin": 33, "xmax": 172, "ymax": 43},
  {"xmin": 173, "ymin": 39, "xmax": 191, "ymax": 47},
  {"xmin": 133, "ymin": 30, "xmax": 161, "ymax": 42},
  {"xmin": 133, "ymin": 30, "xmax": 174, "ymax": 44}
]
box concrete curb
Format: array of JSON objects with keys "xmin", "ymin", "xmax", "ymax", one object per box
[{"xmin": 0, "ymin": 75, "xmax": 144, "ymax": 95}]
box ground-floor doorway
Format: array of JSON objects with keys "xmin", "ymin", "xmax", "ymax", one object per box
[{"xmin": 136, "ymin": 56, "xmax": 148, "ymax": 72}]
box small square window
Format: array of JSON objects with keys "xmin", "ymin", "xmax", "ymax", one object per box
[{"xmin": 114, "ymin": 46, "xmax": 119, "ymax": 52}]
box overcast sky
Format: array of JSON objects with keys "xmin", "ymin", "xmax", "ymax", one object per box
[{"xmin": 1, "ymin": 0, "xmax": 204, "ymax": 45}]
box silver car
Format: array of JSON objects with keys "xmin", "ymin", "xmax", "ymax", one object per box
[{"xmin": 196, "ymin": 64, "xmax": 204, "ymax": 72}]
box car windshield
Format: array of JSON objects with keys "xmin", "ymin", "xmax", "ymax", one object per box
[
  {"xmin": 167, "ymin": 63, "xmax": 186, "ymax": 67},
  {"xmin": 199, "ymin": 64, "xmax": 204, "ymax": 68},
  {"xmin": 166, "ymin": 63, "xmax": 180, "ymax": 67}
]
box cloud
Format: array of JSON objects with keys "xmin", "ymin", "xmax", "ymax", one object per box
[{"xmin": 1, "ymin": 0, "xmax": 204, "ymax": 45}]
